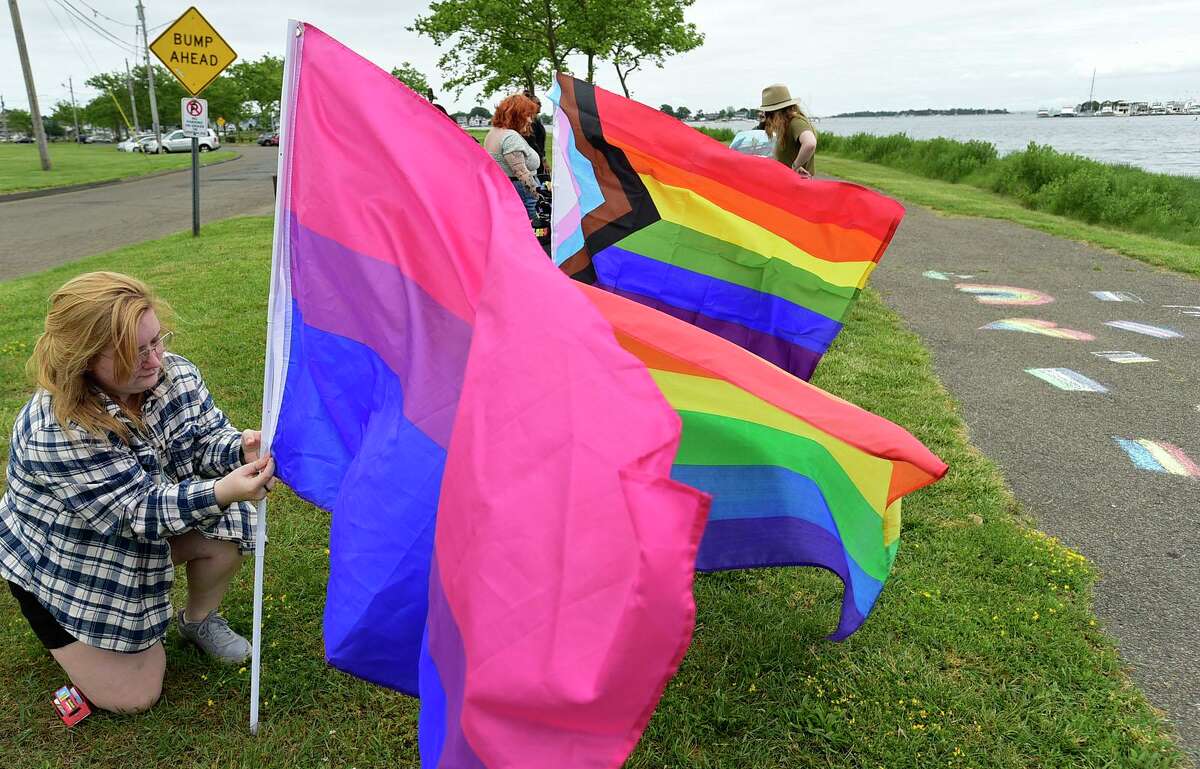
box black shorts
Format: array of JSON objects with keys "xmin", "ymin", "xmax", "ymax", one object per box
[{"xmin": 7, "ymin": 581, "xmax": 77, "ymax": 650}]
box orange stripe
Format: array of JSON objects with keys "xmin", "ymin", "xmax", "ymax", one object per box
[
  {"xmin": 614, "ymin": 331, "xmax": 714, "ymax": 379},
  {"xmin": 609, "ymin": 137, "xmax": 888, "ymax": 265}
]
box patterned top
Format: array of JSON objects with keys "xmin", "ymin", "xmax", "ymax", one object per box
[{"xmin": 0, "ymin": 354, "xmax": 255, "ymax": 652}]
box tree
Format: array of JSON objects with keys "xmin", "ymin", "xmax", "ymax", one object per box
[
  {"xmin": 609, "ymin": 0, "xmax": 703, "ymax": 97},
  {"xmin": 675, "ymin": 106, "xmax": 691, "ymax": 119},
  {"xmin": 6, "ymin": 108, "xmax": 32, "ymax": 135},
  {"xmin": 468, "ymin": 106, "xmax": 492, "ymax": 119},
  {"xmin": 412, "ymin": 0, "xmax": 559, "ymax": 97},
  {"xmin": 228, "ymin": 55, "xmax": 284, "ymax": 129},
  {"xmin": 659, "ymin": 104, "xmax": 675, "ymax": 117},
  {"xmin": 390, "ymin": 62, "xmax": 431, "ymax": 95}
]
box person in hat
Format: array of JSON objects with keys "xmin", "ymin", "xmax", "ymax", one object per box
[{"xmin": 759, "ymin": 84, "xmax": 818, "ymax": 177}]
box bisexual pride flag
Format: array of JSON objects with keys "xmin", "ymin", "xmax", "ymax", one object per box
[
  {"xmin": 261, "ymin": 23, "xmax": 709, "ymax": 767},
  {"xmin": 550, "ymin": 74, "xmax": 905, "ymax": 380}
]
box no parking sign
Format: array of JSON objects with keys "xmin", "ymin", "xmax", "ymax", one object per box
[{"xmin": 182, "ymin": 97, "xmax": 208, "ymax": 137}]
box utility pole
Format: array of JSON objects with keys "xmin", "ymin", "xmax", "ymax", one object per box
[
  {"xmin": 66, "ymin": 76, "xmax": 81, "ymax": 141},
  {"xmin": 8, "ymin": 0, "xmax": 51, "ymax": 170},
  {"xmin": 136, "ymin": 0, "xmax": 160, "ymax": 150},
  {"xmin": 125, "ymin": 58, "xmax": 140, "ymax": 134}
]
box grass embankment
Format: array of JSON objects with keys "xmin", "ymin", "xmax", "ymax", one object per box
[
  {"xmin": 696, "ymin": 126, "xmax": 1200, "ymax": 279},
  {"xmin": 0, "ymin": 144, "xmax": 238, "ymax": 195},
  {"xmin": 0, "ymin": 218, "xmax": 1184, "ymax": 767}
]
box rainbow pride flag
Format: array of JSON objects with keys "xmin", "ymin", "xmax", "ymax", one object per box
[
  {"xmin": 580, "ymin": 285, "xmax": 948, "ymax": 638},
  {"xmin": 262, "ymin": 23, "xmax": 709, "ymax": 767},
  {"xmin": 550, "ymin": 74, "xmax": 905, "ymax": 380}
]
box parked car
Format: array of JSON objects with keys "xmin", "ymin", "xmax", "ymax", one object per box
[
  {"xmin": 134, "ymin": 135, "xmax": 161, "ymax": 153},
  {"xmin": 257, "ymin": 132, "xmax": 279, "ymax": 146},
  {"xmin": 117, "ymin": 134, "xmax": 151, "ymax": 152},
  {"xmin": 158, "ymin": 128, "xmax": 220, "ymax": 153}
]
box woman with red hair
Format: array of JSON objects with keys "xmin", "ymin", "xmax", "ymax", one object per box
[{"xmin": 483, "ymin": 94, "xmax": 542, "ymax": 221}]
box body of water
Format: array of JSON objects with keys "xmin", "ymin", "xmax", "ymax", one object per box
[{"xmin": 691, "ymin": 113, "xmax": 1200, "ymax": 177}]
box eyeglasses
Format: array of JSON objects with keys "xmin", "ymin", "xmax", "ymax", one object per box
[{"xmin": 137, "ymin": 331, "xmax": 173, "ymax": 363}]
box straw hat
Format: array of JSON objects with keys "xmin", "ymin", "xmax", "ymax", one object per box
[{"xmin": 759, "ymin": 83, "xmax": 800, "ymax": 112}]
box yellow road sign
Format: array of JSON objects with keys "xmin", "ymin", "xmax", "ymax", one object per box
[
  {"xmin": 150, "ymin": 7, "xmax": 236, "ymax": 96},
  {"xmin": 217, "ymin": 116, "xmax": 225, "ymax": 126}
]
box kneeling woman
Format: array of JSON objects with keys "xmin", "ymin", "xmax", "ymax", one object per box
[{"xmin": 0, "ymin": 272, "xmax": 275, "ymax": 713}]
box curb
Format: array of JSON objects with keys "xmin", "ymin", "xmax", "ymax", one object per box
[{"xmin": 0, "ymin": 151, "xmax": 243, "ymax": 203}]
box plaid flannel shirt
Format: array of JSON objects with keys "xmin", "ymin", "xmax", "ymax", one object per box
[{"xmin": 0, "ymin": 353, "xmax": 255, "ymax": 652}]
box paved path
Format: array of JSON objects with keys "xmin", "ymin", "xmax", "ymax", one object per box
[
  {"xmin": 875, "ymin": 205, "xmax": 1200, "ymax": 759},
  {"xmin": 0, "ymin": 145, "xmax": 278, "ymax": 280}
]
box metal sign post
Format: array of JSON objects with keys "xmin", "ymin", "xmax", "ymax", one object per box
[
  {"xmin": 152, "ymin": 7, "xmax": 237, "ymax": 238},
  {"xmin": 182, "ymin": 97, "xmax": 208, "ymax": 236}
]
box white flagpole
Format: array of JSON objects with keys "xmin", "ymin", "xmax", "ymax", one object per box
[{"xmin": 250, "ymin": 18, "xmax": 303, "ymax": 736}]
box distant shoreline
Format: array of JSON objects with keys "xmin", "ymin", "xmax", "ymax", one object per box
[{"xmin": 827, "ymin": 109, "xmax": 1010, "ymax": 118}]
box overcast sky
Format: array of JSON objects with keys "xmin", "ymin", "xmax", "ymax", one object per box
[{"xmin": 4, "ymin": 0, "xmax": 1199, "ymax": 119}]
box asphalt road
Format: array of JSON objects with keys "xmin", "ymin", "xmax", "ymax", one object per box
[
  {"xmin": 874, "ymin": 206, "xmax": 1200, "ymax": 760},
  {"xmin": 0, "ymin": 145, "xmax": 278, "ymax": 281}
]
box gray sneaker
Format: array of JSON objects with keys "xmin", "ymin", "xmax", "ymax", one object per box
[{"xmin": 177, "ymin": 609, "xmax": 251, "ymax": 664}]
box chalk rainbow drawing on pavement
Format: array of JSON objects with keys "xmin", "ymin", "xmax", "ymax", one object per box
[
  {"xmin": 1092, "ymin": 351, "xmax": 1157, "ymax": 363},
  {"xmin": 1163, "ymin": 305, "xmax": 1200, "ymax": 318},
  {"xmin": 925, "ymin": 270, "xmax": 975, "ymax": 281},
  {"xmin": 1104, "ymin": 321, "xmax": 1183, "ymax": 339},
  {"xmin": 980, "ymin": 318, "xmax": 1094, "ymax": 340},
  {"xmin": 1113, "ymin": 439, "xmax": 1200, "ymax": 477},
  {"xmin": 1024, "ymin": 368, "xmax": 1108, "ymax": 392},
  {"xmin": 1090, "ymin": 291, "xmax": 1144, "ymax": 303},
  {"xmin": 956, "ymin": 284, "xmax": 1054, "ymax": 305}
]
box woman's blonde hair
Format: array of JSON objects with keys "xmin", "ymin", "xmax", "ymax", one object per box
[
  {"xmin": 27, "ymin": 272, "xmax": 169, "ymax": 441},
  {"xmin": 763, "ymin": 105, "xmax": 803, "ymax": 139}
]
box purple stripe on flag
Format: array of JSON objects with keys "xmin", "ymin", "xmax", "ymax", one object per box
[
  {"xmin": 604, "ymin": 285, "xmax": 823, "ymax": 380},
  {"xmin": 696, "ymin": 516, "xmax": 871, "ymax": 639},
  {"xmin": 288, "ymin": 214, "xmax": 473, "ymax": 448},
  {"xmin": 420, "ymin": 558, "xmax": 485, "ymax": 769}
]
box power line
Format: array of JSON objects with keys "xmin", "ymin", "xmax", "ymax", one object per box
[
  {"xmin": 70, "ymin": 0, "xmax": 137, "ymax": 27},
  {"xmin": 41, "ymin": 0, "xmax": 103, "ymax": 78},
  {"xmin": 51, "ymin": 0, "xmax": 139, "ymax": 55}
]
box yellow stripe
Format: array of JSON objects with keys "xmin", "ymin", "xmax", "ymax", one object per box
[
  {"xmin": 652, "ymin": 369, "xmax": 892, "ymax": 515},
  {"xmin": 884, "ymin": 498, "xmax": 902, "ymax": 547},
  {"xmin": 639, "ymin": 173, "xmax": 879, "ymax": 290},
  {"xmin": 1141, "ymin": 440, "xmax": 1184, "ymax": 474}
]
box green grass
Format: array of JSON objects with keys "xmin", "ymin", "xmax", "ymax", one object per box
[
  {"xmin": 0, "ymin": 143, "xmax": 238, "ymax": 195},
  {"xmin": 819, "ymin": 155, "xmax": 1200, "ymax": 279},
  {"xmin": 818, "ymin": 133, "xmax": 1200, "ymax": 248},
  {"xmin": 0, "ymin": 218, "xmax": 1185, "ymax": 767}
]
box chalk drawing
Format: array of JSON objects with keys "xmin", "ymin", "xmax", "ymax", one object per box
[
  {"xmin": 1113, "ymin": 438, "xmax": 1200, "ymax": 477},
  {"xmin": 925, "ymin": 270, "xmax": 976, "ymax": 281},
  {"xmin": 1090, "ymin": 291, "xmax": 1144, "ymax": 303},
  {"xmin": 956, "ymin": 284, "xmax": 1054, "ymax": 305},
  {"xmin": 980, "ymin": 318, "xmax": 1094, "ymax": 340},
  {"xmin": 1024, "ymin": 368, "xmax": 1109, "ymax": 392},
  {"xmin": 1104, "ymin": 321, "xmax": 1183, "ymax": 339},
  {"xmin": 1163, "ymin": 305, "xmax": 1200, "ymax": 318},
  {"xmin": 1091, "ymin": 351, "xmax": 1157, "ymax": 363}
]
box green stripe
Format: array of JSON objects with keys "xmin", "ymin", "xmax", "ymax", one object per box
[
  {"xmin": 676, "ymin": 410, "xmax": 890, "ymax": 581},
  {"xmin": 614, "ymin": 220, "xmax": 860, "ymax": 322}
]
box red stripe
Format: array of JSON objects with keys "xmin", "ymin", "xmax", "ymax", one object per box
[{"xmin": 591, "ymin": 85, "xmax": 904, "ymax": 242}]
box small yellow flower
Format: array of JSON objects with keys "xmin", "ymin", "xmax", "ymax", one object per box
[
  {"xmin": 749, "ymin": 683, "xmax": 756, "ymax": 692},
  {"xmin": 239, "ymin": 666, "xmax": 247, "ymax": 674},
  {"xmin": 1031, "ymin": 612, "xmax": 1040, "ymax": 621},
  {"xmin": 207, "ymin": 699, "xmax": 215, "ymax": 707}
]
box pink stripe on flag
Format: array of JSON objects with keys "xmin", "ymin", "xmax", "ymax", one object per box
[
  {"xmin": 433, "ymin": 230, "xmax": 710, "ymax": 766},
  {"xmin": 289, "ymin": 26, "xmax": 541, "ymax": 324}
]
